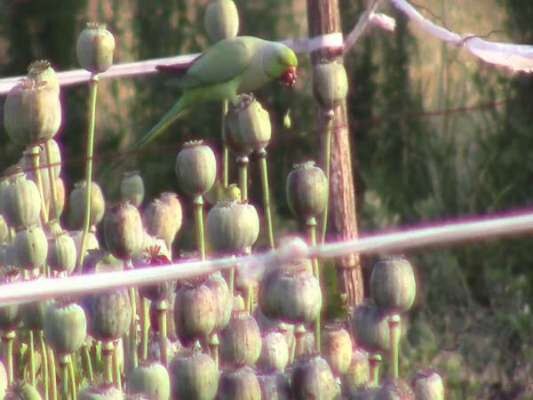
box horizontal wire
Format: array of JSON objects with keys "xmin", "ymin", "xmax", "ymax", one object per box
[{"xmin": 1, "ymin": 208, "xmax": 533, "ymax": 306}]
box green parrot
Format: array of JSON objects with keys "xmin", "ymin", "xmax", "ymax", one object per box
[{"xmin": 134, "ymin": 35, "xmax": 298, "ymax": 150}]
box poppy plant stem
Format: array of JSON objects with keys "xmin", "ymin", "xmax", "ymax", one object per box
[{"xmin": 258, "ymin": 149, "xmax": 275, "ymax": 249}]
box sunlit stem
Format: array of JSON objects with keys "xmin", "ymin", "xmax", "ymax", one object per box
[
  {"xmin": 81, "ymin": 342, "xmax": 93, "ymax": 383},
  {"xmin": 39, "ymin": 332, "xmax": 49, "ymax": 400},
  {"xmin": 257, "ymin": 149, "xmax": 275, "ymax": 249},
  {"xmin": 193, "ymin": 196, "xmax": 206, "ymax": 260},
  {"xmin": 156, "ymin": 300, "xmax": 168, "ymax": 367},
  {"xmin": 222, "ymin": 101, "xmax": 229, "ymax": 188},
  {"xmin": 113, "ymin": 340, "xmax": 122, "ymax": 388},
  {"xmin": 77, "ymin": 75, "xmax": 99, "ymax": 269},
  {"xmin": 127, "ymin": 271, "xmax": 139, "ymax": 371},
  {"xmin": 59, "ymin": 356, "xmax": 69, "ymax": 400},
  {"xmin": 102, "ymin": 341, "xmax": 114, "ymax": 385},
  {"xmin": 68, "ymin": 357, "xmax": 77, "ymax": 400},
  {"xmin": 141, "ymin": 298, "xmax": 150, "ymax": 362},
  {"xmin": 208, "ymin": 333, "xmax": 220, "ymax": 368},
  {"xmin": 2, "ymin": 331, "xmax": 15, "ymax": 384},
  {"xmin": 369, "ymin": 353, "xmax": 382, "ymax": 387},
  {"xmin": 305, "ymin": 217, "xmax": 321, "ymax": 352},
  {"xmin": 45, "ymin": 140, "xmax": 60, "ymax": 220},
  {"xmin": 27, "ymin": 147, "xmax": 49, "ymax": 225},
  {"xmin": 237, "ymin": 156, "xmax": 249, "ymax": 202},
  {"xmin": 48, "ymin": 347, "xmax": 58, "ymax": 400},
  {"xmin": 388, "ymin": 314, "xmax": 401, "ymax": 379},
  {"xmin": 294, "ymin": 324, "xmax": 306, "ymax": 359},
  {"xmin": 320, "ymin": 112, "xmax": 334, "ymax": 243}
]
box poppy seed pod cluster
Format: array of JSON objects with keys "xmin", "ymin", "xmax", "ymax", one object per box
[
  {"xmin": 206, "ymin": 201, "xmax": 260, "ymax": 254},
  {"xmin": 76, "ymin": 23, "xmax": 115, "ymax": 73},
  {"xmin": 204, "ymin": 0, "xmax": 239, "ymax": 43},
  {"xmin": 286, "ymin": 161, "xmax": 328, "ymax": 221},
  {"xmin": 120, "ymin": 170, "xmax": 145, "ymax": 207},
  {"xmin": 175, "ymin": 141, "xmax": 217, "ymax": 198},
  {"xmin": 225, "ymin": 95, "xmax": 272, "ymax": 156},
  {"xmin": 27, "ymin": 60, "xmax": 60, "ymax": 96},
  {"xmin": 4, "ymin": 77, "xmax": 61, "ymax": 147},
  {"xmin": 313, "ymin": 61, "xmax": 349, "ymax": 110}
]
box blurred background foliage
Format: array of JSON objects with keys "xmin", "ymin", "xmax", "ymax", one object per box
[{"xmin": 0, "ymin": 0, "xmax": 532, "ymax": 398}]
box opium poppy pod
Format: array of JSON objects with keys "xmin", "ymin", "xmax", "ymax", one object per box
[
  {"xmin": 143, "ymin": 193, "xmax": 183, "ymax": 251},
  {"xmin": 350, "ymin": 301, "xmax": 390, "ymax": 354},
  {"xmin": 342, "ymin": 349, "xmax": 370, "ymax": 394},
  {"xmin": 220, "ymin": 311, "xmax": 262, "ymax": 367},
  {"xmin": 127, "ymin": 361, "xmax": 170, "ymax": 400},
  {"xmin": 47, "ymin": 231, "xmax": 77, "ymax": 274},
  {"xmin": 257, "ymin": 372, "xmax": 291, "ymax": 400},
  {"xmin": 4, "ymin": 78, "xmax": 61, "ymax": 147},
  {"xmin": 206, "ymin": 201, "xmax": 259, "ymax": 254},
  {"xmin": 413, "ymin": 369, "xmax": 445, "ymax": 400},
  {"xmin": 15, "ymin": 226, "xmax": 48, "ymax": 270},
  {"xmin": 291, "ymin": 355, "xmax": 340, "ymax": 400},
  {"xmin": 28, "ymin": 59, "xmax": 60, "ymax": 96},
  {"xmin": 169, "ymin": 348, "xmax": 219, "ymax": 400},
  {"xmin": 44, "ymin": 301, "xmax": 87, "ymax": 355},
  {"xmin": 78, "ymin": 384, "xmax": 124, "ymax": 400},
  {"xmin": 204, "ymin": 0, "xmax": 239, "ymax": 43},
  {"xmin": 225, "ymin": 95, "xmax": 272, "ymax": 156},
  {"xmin": 103, "ymin": 202, "xmax": 144, "ymax": 260},
  {"xmin": 3, "ymin": 173, "xmax": 41, "ymax": 229},
  {"xmin": 76, "ymin": 22, "xmax": 115, "ymax": 73},
  {"xmin": 0, "ymin": 269, "xmax": 22, "ymax": 331},
  {"xmin": 375, "ymin": 379, "xmax": 415, "ymax": 400},
  {"xmin": 120, "ymin": 171, "xmax": 145, "ymax": 208},
  {"xmin": 84, "ymin": 288, "xmax": 131, "ymax": 342},
  {"xmin": 39, "ymin": 138, "xmax": 62, "ymax": 179},
  {"xmin": 321, "ymin": 322, "xmax": 353, "ymax": 376},
  {"xmin": 286, "ymin": 161, "xmax": 328, "ymax": 221},
  {"xmin": 218, "ymin": 366, "xmax": 261, "ymax": 400},
  {"xmin": 69, "ymin": 180, "xmax": 106, "ymax": 230},
  {"xmin": 257, "ymin": 331, "xmax": 289, "ymax": 373},
  {"xmin": 175, "ymin": 141, "xmax": 217, "ymax": 198},
  {"xmin": 313, "ymin": 61, "xmax": 349, "ymax": 109},
  {"xmin": 370, "ymin": 256, "xmax": 416, "ymax": 314},
  {"xmin": 206, "ymin": 272, "xmax": 232, "ymax": 331},
  {"xmin": 5, "ymin": 382, "xmax": 42, "ymax": 400}
]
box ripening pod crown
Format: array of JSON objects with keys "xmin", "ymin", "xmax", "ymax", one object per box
[
  {"xmin": 313, "ymin": 60, "xmax": 349, "ymax": 109},
  {"xmin": 175, "ymin": 141, "xmax": 217, "ymax": 198},
  {"xmin": 169, "ymin": 347, "xmax": 219, "ymax": 400},
  {"xmin": 103, "ymin": 202, "xmax": 145, "ymax": 260},
  {"xmin": 44, "ymin": 300, "xmax": 87, "ymax": 355},
  {"xmin": 225, "ymin": 94, "xmax": 272, "ymax": 156},
  {"xmin": 206, "ymin": 201, "xmax": 260, "ymax": 255},
  {"xmin": 77, "ymin": 22, "xmax": 115, "ymax": 73},
  {"xmin": 47, "ymin": 231, "xmax": 77, "ymax": 274},
  {"xmin": 218, "ymin": 366, "xmax": 261, "ymax": 400},
  {"xmin": 69, "ymin": 180, "xmax": 106, "ymax": 229},
  {"xmin": 84, "ymin": 288, "xmax": 131, "ymax": 342},
  {"xmin": 143, "ymin": 192, "xmax": 183, "ymax": 251},
  {"xmin": 204, "ymin": 0, "xmax": 239, "ymax": 43},
  {"xmin": 291, "ymin": 355, "xmax": 340, "ymax": 400},
  {"xmin": 4, "ymin": 77, "xmax": 61, "ymax": 147},
  {"xmin": 2, "ymin": 172, "xmax": 41, "ymax": 229},
  {"xmin": 370, "ymin": 256, "xmax": 416, "ymax": 313},
  {"xmin": 286, "ymin": 161, "xmax": 328, "ymax": 221},
  {"xmin": 121, "ymin": 170, "xmax": 145, "ymax": 207},
  {"xmin": 350, "ymin": 301, "xmax": 390, "ymax": 354},
  {"xmin": 127, "ymin": 362, "xmax": 171, "ymax": 400},
  {"xmin": 27, "ymin": 60, "xmax": 60, "ymax": 96}
]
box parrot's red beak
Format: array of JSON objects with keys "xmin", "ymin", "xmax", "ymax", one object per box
[{"xmin": 280, "ymin": 66, "xmax": 297, "ymax": 88}]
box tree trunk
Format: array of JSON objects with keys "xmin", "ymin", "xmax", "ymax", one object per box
[{"xmin": 306, "ymin": 0, "xmax": 364, "ymax": 309}]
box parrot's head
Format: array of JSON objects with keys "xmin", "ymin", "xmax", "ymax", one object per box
[{"xmin": 263, "ymin": 44, "xmax": 298, "ymax": 88}]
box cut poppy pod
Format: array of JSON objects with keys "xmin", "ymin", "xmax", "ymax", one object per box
[
  {"xmin": 44, "ymin": 300, "xmax": 87, "ymax": 355},
  {"xmin": 206, "ymin": 201, "xmax": 260, "ymax": 255},
  {"xmin": 257, "ymin": 372, "xmax": 291, "ymax": 400},
  {"xmin": 206, "ymin": 272, "xmax": 232, "ymax": 331},
  {"xmin": 286, "ymin": 161, "xmax": 328, "ymax": 221},
  {"xmin": 169, "ymin": 348, "xmax": 219, "ymax": 400},
  {"xmin": 5, "ymin": 382, "xmax": 42, "ymax": 400},
  {"xmin": 351, "ymin": 301, "xmax": 390, "ymax": 354},
  {"xmin": 204, "ymin": 0, "xmax": 239, "ymax": 43},
  {"xmin": 375, "ymin": 379, "xmax": 415, "ymax": 400},
  {"xmin": 174, "ymin": 280, "xmax": 217, "ymax": 344},
  {"xmin": 341, "ymin": 348, "xmax": 370, "ymax": 395},
  {"xmin": 127, "ymin": 361, "xmax": 170, "ymax": 400},
  {"xmin": 143, "ymin": 192, "xmax": 183, "ymax": 252},
  {"xmin": 103, "ymin": 202, "xmax": 145, "ymax": 260},
  {"xmin": 69, "ymin": 180, "xmax": 105, "ymax": 230},
  {"xmin": 257, "ymin": 331, "xmax": 289, "ymax": 373},
  {"xmin": 28, "ymin": 59, "xmax": 60, "ymax": 96},
  {"xmin": 313, "ymin": 61, "xmax": 349, "ymax": 109},
  {"xmin": 291, "ymin": 355, "xmax": 340, "ymax": 400},
  {"xmin": 321, "ymin": 322, "xmax": 353, "ymax": 376},
  {"xmin": 47, "ymin": 231, "xmax": 77, "ymax": 274},
  {"xmin": 225, "ymin": 94, "xmax": 272, "ymax": 156},
  {"xmin": 370, "ymin": 256, "xmax": 416, "ymax": 314},
  {"xmin": 4, "ymin": 77, "xmax": 61, "ymax": 147},
  {"xmin": 15, "ymin": 226, "xmax": 48, "ymax": 271},
  {"xmin": 76, "ymin": 23, "xmax": 115, "ymax": 73},
  {"xmin": 78, "ymin": 384, "xmax": 124, "ymax": 400},
  {"xmin": 3, "ymin": 173, "xmax": 41, "ymax": 230},
  {"xmin": 413, "ymin": 369, "xmax": 444, "ymax": 400},
  {"xmin": 218, "ymin": 366, "xmax": 261, "ymax": 400},
  {"xmin": 220, "ymin": 311, "xmax": 262, "ymax": 367},
  {"xmin": 84, "ymin": 288, "xmax": 131, "ymax": 342},
  {"xmin": 121, "ymin": 171, "xmax": 145, "ymax": 208},
  {"xmin": 175, "ymin": 141, "xmax": 217, "ymax": 198}
]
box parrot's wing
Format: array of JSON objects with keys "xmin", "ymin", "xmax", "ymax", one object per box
[{"xmin": 179, "ymin": 38, "xmax": 257, "ymax": 89}]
